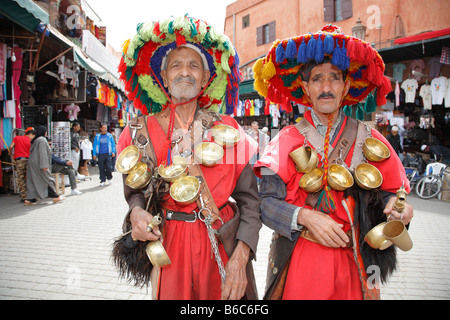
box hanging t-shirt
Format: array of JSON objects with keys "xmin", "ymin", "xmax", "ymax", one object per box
[
  {"xmin": 445, "ymin": 78, "xmax": 450, "ymax": 108},
  {"xmin": 270, "ymin": 104, "xmax": 281, "ymax": 128},
  {"xmin": 65, "ymin": 104, "xmax": 80, "ymax": 121},
  {"xmin": 430, "ymin": 76, "xmax": 447, "ymax": 105},
  {"xmin": 419, "ymin": 84, "xmax": 432, "ymax": 110},
  {"xmin": 244, "ymin": 99, "xmax": 251, "ymax": 116},
  {"xmin": 392, "ymin": 63, "xmax": 406, "ymax": 82},
  {"xmin": 428, "ymin": 57, "xmax": 442, "ymax": 78},
  {"xmin": 410, "ymin": 59, "xmax": 425, "ymax": 81},
  {"xmin": 401, "ymin": 78, "xmax": 418, "ymax": 103}
]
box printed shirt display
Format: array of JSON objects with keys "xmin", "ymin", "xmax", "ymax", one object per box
[
  {"xmin": 419, "ymin": 84, "xmax": 432, "ymax": 110},
  {"xmin": 401, "ymin": 78, "xmax": 418, "ymax": 103},
  {"xmin": 431, "ymin": 76, "xmax": 447, "ymax": 105}
]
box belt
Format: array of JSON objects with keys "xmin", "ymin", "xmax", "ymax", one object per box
[
  {"xmin": 15, "ymin": 157, "xmax": 28, "ymax": 160},
  {"xmin": 300, "ymin": 228, "xmax": 353, "ymax": 248},
  {"xmin": 163, "ymin": 202, "xmax": 229, "ymax": 225}
]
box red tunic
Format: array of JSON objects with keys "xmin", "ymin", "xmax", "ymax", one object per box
[
  {"xmin": 255, "ymin": 111, "xmax": 409, "ymax": 300},
  {"xmin": 117, "ymin": 115, "xmax": 257, "ymax": 299}
]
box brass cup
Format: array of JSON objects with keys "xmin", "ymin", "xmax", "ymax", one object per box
[
  {"xmin": 327, "ymin": 164, "xmax": 354, "ymax": 191},
  {"xmin": 289, "ymin": 146, "xmax": 319, "ymax": 173},
  {"xmin": 363, "ymin": 137, "xmax": 390, "ymax": 162},
  {"xmin": 146, "ymin": 240, "xmax": 171, "ymax": 267},
  {"xmin": 158, "ymin": 156, "xmax": 188, "ymax": 182},
  {"xmin": 364, "ymin": 222, "xmax": 393, "ymax": 250},
  {"xmin": 115, "ymin": 145, "xmax": 141, "ymax": 173},
  {"xmin": 194, "ymin": 142, "xmax": 224, "ymax": 167},
  {"xmin": 299, "ymin": 168, "xmax": 324, "ymax": 193},
  {"xmin": 169, "ymin": 175, "xmax": 201, "ymax": 205},
  {"xmin": 354, "ymin": 163, "xmax": 383, "ymax": 190},
  {"xmin": 211, "ymin": 124, "xmax": 241, "ymax": 148},
  {"xmin": 125, "ymin": 162, "xmax": 152, "ymax": 189},
  {"xmin": 383, "ymin": 220, "xmax": 413, "ymax": 251}
]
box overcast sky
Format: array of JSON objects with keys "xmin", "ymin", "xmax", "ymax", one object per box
[{"xmin": 86, "ymin": 0, "xmax": 236, "ymax": 51}]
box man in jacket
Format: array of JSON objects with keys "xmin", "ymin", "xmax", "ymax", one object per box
[
  {"xmin": 253, "ymin": 25, "xmax": 414, "ymax": 300},
  {"xmin": 115, "ymin": 15, "xmax": 261, "ymax": 300},
  {"xmin": 93, "ymin": 123, "xmax": 116, "ymax": 186}
]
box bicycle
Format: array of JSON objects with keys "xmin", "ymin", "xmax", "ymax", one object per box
[{"xmin": 415, "ymin": 164, "xmax": 450, "ymax": 199}]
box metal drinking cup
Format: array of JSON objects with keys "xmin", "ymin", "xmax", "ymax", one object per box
[
  {"xmin": 116, "ymin": 145, "xmax": 141, "ymax": 174},
  {"xmin": 354, "ymin": 163, "xmax": 383, "ymax": 190},
  {"xmin": 289, "ymin": 145, "xmax": 319, "ymax": 173},
  {"xmin": 327, "ymin": 164, "xmax": 354, "ymax": 191},
  {"xmin": 211, "ymin": 124, "xmax": 241, "ymax": 148},
  {"xmin": 299, "ymin": 167, "xmax": 324, "ymax": 193},
  {"xmin": 363, "ymin": 137, "xmax": 390, "ymax": 162}
]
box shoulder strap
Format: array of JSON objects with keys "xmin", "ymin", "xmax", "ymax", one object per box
[{"xmin": 294, "ymin": 118, "xmax": 327, "ymax": 158}]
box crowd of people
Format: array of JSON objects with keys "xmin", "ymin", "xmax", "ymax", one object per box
[{"xmin": 9, "ymin": 121, "xmax": 118, "ymax": 205}]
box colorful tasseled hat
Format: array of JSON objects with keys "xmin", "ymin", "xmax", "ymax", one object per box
[
  {"xmin": 118, "ymin": 15, "xmax": 241, "ymax": 115},
  {"xmin": 253, "ymin": 24, "xmax": 392, "ymax": 108}
]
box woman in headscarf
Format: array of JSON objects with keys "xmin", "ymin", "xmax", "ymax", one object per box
[{"xmin": 25, "ymin": 125, "xmax": 65, "ymax": 205}]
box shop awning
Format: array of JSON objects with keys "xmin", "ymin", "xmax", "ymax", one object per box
[
  {"xmin": 394, "ymin": 28, "xmax": 450, "ymax": 45},
  {"xmin": 73, "ymin": 47, "xmax": 108, "ymax": 78},
  {"xmin": 0, "ymin": 0, "xmax": 49, "ymax": 32},
  {"xmin": 377, "ymin": 33, "xmax": 450, "ymax": 64}
]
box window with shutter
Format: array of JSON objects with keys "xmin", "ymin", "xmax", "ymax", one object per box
[
  {"xmin": 256, "ymin": 26, "xmax": 263, "ymax": 46},
  {"xmin": 324, "ymin": 0, "xmax": 335, "ymax": 22},
  {"xmin": 256, "ymin": 21, "xmax": 276, "ymax": 46},
  {"xmin": 323, "ymin": 0, "xmax": 352, "ymax": 22}
]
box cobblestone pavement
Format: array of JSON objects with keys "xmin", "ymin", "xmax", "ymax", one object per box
[{"xmin": 0, "ymin": 168, "xmax": 449, "ymax": 300}]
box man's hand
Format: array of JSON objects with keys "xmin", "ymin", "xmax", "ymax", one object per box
[
  {"xmin": 383, "ymin": 197, "xmax": 414, "ymax": 225},
  {"xmin": 297, "ymin": 207, "xmax": 349, "ymax": 248},
  {"xmin": 66, "ymin": 160, "xmax": 73, "ymax": 166},
  {"xmin": 129, "ymin": 206, "xmax": 161, "ymax": 242},
  {"xmin": 221, "ymin": 240, "xmax": 249, "ymax": 300}
]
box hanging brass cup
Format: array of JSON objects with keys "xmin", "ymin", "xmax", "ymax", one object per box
[
  {"xmin": 169, "ymin": 175, "xmax": 201, "ymax": 205},
  {"xmin": 211, "ymin": 124, "xmax": 241, "ymax": 148},
  {"xmin": 364, "ymin": 222, "xmax": 393, "ymax": 250},
  {"xmin": 299, "ymin": 168, "xmax": 324, "ymax": 193},
  {"xmin": 327, "ymin": 164, "xmax": 354, "ymax": 191},
  {"xmin": 146, "ymin": 241, "xmax": 171, "ymax": 267},
  {"xmin": 115, "ymin": 145, "xmax": 141, "ymax": 174},
  {"xmin": 158, "ymin": 156, "xmax": 188, "ymax": 182},
  {"xmin": 145, "ymin": 214, "xmax": 171, "ymax": 267},
  {"xmin": 125, "ymin": 162, "xmax": 152, "ymax": 189},
  {"xmin": 194, "ymin": 142, "xmax": 224, "ymax": 167},
  {"xmin": 363, "ymin": 137, "xmax": 390, "ymax": 162},
  {"xmin": 383, "ymin": 220, "xmax": 413, "ymax": 251},
  {"xmin": 354, "ymin": 163, "xmax": 383, "ymax": 190},
  {"xmin": 289, "ymin": 146, "xmax": 319, "ymax": 173}
]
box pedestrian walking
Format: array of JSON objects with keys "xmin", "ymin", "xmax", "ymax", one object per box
[
  {"xmin": 93, "ymin": 123, "xmax": 116, "ymax": 187},
  {"xmin": 24, "ymin": 126, "xmax": 65, "ymax": 205}
]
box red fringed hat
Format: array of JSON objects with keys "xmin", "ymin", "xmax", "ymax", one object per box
[{"xmin": 253, "ymin": 25, "xmax": 392, "ymax": 108}]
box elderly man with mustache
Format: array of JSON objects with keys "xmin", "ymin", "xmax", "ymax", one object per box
[
  {"xmin": 253, "ymin": 25, "xmax": 414, "ymax": 300},
  {"xmin": 115, "ymin": 16, "xmax": 261, "ymax": 300}
]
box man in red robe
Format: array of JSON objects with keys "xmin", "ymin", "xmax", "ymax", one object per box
[
  {"xmin": 114, "ymin": 16, "xmax": 261, "ymax": 300},
  {"xmin": 253, "ymin": 25, "xmax": 414, "ymax": 300}
]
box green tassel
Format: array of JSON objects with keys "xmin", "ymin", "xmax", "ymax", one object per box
[
  {"xmin": 356, "ymin": 102, "xmax": 364, "ymax": 121},
  {"xmin": 364, "ymin": 93, "xmax": 377, "ymax": 113},
  {"xmin": 343, "ymin": 105, "xmax": 352, "ymax": 117},
  {"xmin": 316, "ymin": 187, "xmax": 336, "ymax": 214}
]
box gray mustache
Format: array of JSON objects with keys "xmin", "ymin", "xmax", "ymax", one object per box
[
  {"xmin": 318, "ymin": 92, "xmax": 335, "ymax": 99},
  {"xmin": 173, "ymin": 76, "xmax": 196, "ymax": 85}
]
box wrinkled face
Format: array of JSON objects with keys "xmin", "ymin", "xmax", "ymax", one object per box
[
  {"xmin": 161, "ymin": 47, "xmax": 210, "ymax": 102},
  {"xmin": 302, "ymin": 63, "xmax": 350, "ymax": 116}
]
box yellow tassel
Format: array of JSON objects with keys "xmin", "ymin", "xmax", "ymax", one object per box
[
  {"xmin": 254, "ymin": 78, "xmax": 268, "ymax": 97},
  {"xmin": 252, "ymin": 58, "xmax": 264, "ymax": 77},
  {"xmin": 261, "ymin": 60, "xmax": 276, "ymax": 80}
]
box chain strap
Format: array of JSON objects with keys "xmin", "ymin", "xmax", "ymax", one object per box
[{"xmin": 203, "ymin": 210, "xmax": 226, "ymax": 284}]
